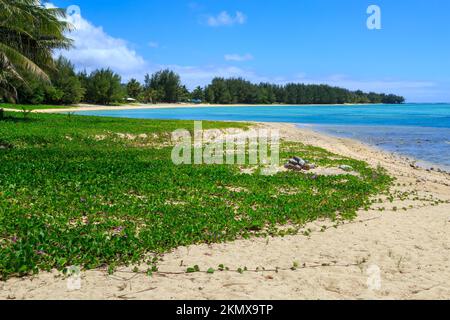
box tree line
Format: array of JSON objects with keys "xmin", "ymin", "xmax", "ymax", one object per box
[
  {"xmin": 11, "ymin": 62, "xmax": 192, "ymax": 105},
  {"xmin": 8, "ymin": 61, "xmax": 405, "ymax": 105},
  {"xmin": 201, "ymin": 78, "xmax": 404, "ymax": 104}
]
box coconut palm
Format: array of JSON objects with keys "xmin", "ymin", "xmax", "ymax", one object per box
[
  {"xmin": 0, "ymin": 52, "xmax": 23, "ymax": 102},
  {"xmin": 0, "ymin": 0, "xmax": 72, "ymax": 98}
]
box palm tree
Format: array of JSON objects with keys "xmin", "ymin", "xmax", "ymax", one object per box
[
  {"xmin": 0, "ymin": 52, "xmax": 23, "ymax": 102},
  {"xmin": 0, "ymin": 0, "xmax": 73, "ymax": 105}
]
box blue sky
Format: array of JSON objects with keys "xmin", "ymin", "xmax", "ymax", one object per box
[{"xmin": 48, "ymin": 0, "xmax": 450, "ymax": 102}]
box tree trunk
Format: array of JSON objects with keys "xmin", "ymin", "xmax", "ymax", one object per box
[{"xmin": 0, "ymin": 108, "xmax": 4, "ymax": 119}]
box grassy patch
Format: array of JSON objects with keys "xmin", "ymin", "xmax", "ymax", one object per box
[
  {"xmin": 0, "ymin": 103, "xmax": 77, "ymax": 111},
  {"xmin": 0, "ymin": 112, "xmax": 392, "ymax": 279}
]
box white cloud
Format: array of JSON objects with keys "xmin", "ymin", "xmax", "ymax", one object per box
[
  {"xmin": 160, "ymin": 65, "xmax": 263, "ymax": 89},
  {"xmin": 206, "ymin": 11, "xmax": 247, "ymax": 27},
  {"xmin": 46, "ymin": 3, "xmax": 147, "ymax": 79},
  {"xmin": 148, "ymin": 41, "xmax": 159, "ymax": 48},
  {"xmin": 224, "ymin": 53, "xmax": 254, "ymax": 62}
]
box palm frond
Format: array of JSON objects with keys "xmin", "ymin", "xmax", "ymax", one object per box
[
  {"xmin": 0, "ymin": 42, "xmax": 49, "ymax": 81},
  {"xmin": 0, "ymin": 0, "xmax": 74, "ymax": 82}
]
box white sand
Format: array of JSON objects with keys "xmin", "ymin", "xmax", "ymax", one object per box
[{"xmin": 1, "ymin": 123, "xmax": 449, "ymax": 300}]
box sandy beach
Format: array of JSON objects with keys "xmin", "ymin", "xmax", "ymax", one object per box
[{"xmin": 1, "ymin": 122, "xmax": 449, "ymax": 300}]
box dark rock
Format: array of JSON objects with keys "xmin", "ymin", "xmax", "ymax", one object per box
[
  {"xmin": 303, "ymin": 164, "xmax": 315, "ymax": 171},
  {"xmin": 285, "ymin": 156, "xmax": 317, "ymax": 172},
  {"xmin": 292, "ymin": 156, "xmax": 306, "ymax": 167},
  {"xmin": 284, "ymin": 163, "xmax": 296, "ymax": 170}
]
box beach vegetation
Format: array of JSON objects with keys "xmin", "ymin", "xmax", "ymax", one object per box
[
  {"xmin": 15, "ymin": 57, "xmax": 85, "ymax": 106},
  {"xmin": 191, "ymin": 86, "xmax": 205, "ymax": 102},
  {"xmin": 203, "ymin": 78, "xmax": 405, "ymax": 105},
  {"xmin": 0, "ymin": 112, "xmax": 392, "ymax": 279},
  {"xmin": 0, "ymin": 103, "xmax": 78, "ymax": 111},
  {"xmin": 47, "ymin": 57, "xmax": 85, "ymax": 105},
  {"xmin": 4, "ymin": 66, "xmax": 404, "ymax": 107},
  {"xmin": 82, "ymin": 69, "xmax": 124, "ymax": 105},
  {"xmin": 126, "ymin": 79, "xmax": 143, "ymax": 100},
  {"xmin": 178, "ymin": 85, "xmax": 192, "ymax": 103},
  {"xmin": 143, "ymin": 69, "xmax": 183, "ymax": 103}
]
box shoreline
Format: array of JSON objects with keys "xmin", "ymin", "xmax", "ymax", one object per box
[
  {"xmin": 1, "ymin": 122, "xmax": 449, "ymax": 300},
  {"xmin": 4, "ymin": 103, "xmax": 449, "ymax": 174},
  {"xmin": 296, "ymin": 124, "xmax": 450, "ymax": 173},
  {"xmin": 6, "ymin": 103, "xmax": 448, "ymax": 173}
]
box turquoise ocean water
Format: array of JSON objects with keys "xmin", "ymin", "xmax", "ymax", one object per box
[{"xmin": 74, "ymin": 104, "xmax": 450, "ymax": 170}]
